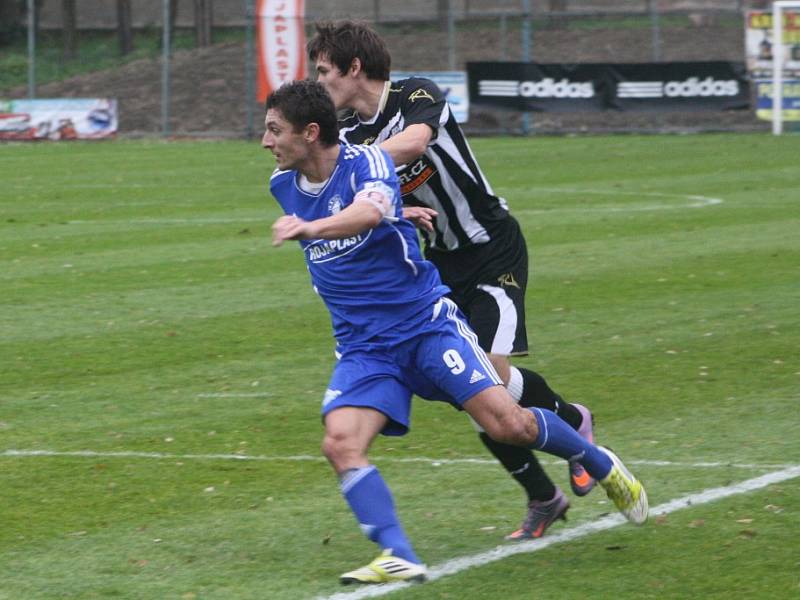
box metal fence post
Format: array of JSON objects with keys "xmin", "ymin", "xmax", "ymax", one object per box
[
  {"xmin": 648, "ymin": 0, "xmax": 662, "ymax": 61},
  {"xmin": 162, "ymin": 0, "xmax": 171, "ymax": 137},
  {"xmin": 245, "ymin": 0, "xmax": 256, "ymax": 139},
  {"xmin": 521, "ymin": 0, "xmax": 532, "ymax": 135},
  {"xmin": 447, "ymin": 1, "xmax": 456, "ymax": 71},
  {"xmin": 27, "ymin": 0, "xmax": 36, "ymax": 99},
  {"xmin": 499, "ymin": 14, "xmax": 507, "ymax": 60}
]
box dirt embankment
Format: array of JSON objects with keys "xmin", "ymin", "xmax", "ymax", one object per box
[{"xmin": 1, "ymin": 23, "xmax": 764, "ymax": 135}]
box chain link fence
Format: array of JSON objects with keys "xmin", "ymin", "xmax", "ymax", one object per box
[{"xmin": 2, "ymin": 0, "xmax": 774, "ymax": 136}]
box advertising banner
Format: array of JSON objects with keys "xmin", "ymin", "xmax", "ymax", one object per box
[
  {"xmin": 467, "ymin": 62, "xmax": 749, "ymax": 112},
  {"xmin": 755, "ymin": 78, "xmax": 800, "ymax": 121},
  {"xmin": 745, "ymin": 9, "xmax": 800, "ymax": 77},
  {"xmin": 392, "ymin": 71, "xmax": 469, "ymax": 123},
  {"xmin": 608, "ymin": 62, "xmax": 749, "ymax": 112},
  {"xmin": 0, "ymin": 98, "xmax": 117, "ymax": 141},
  {"xmin": 468, "ymin": 63, "xmax": 603, "ymax": 113},
  {"xmin": 256, "ymin": 0, "xmax": 306, "ymax": 102}
]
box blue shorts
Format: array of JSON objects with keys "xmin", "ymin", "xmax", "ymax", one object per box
[{"xmin": 321, "ymin": 298, "xmax": 503, "ymax": 436}]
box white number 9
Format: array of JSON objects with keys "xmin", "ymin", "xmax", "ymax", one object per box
[{"xmin": 442, "ymin": 349, "xmax": 466, "ymax": 375}]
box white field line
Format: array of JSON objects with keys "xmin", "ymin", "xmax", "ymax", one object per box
[
  {"xmin": 66, "ymin": 217, "xmax": 268, "ymax": 225},
  {"xmin": 512, "ymin": 189, "xmax": 723, "ymax": 213},
  {"xmin": 0, "ymin": 449, "xmax": 795, "ymax": 471},
  {"xmin": 315, "ymin": 465, "xmax": 800, "ymax": 600},
  {"xmin": 59, "ymin": 189, "xmax": 723, "ymax": 226},
  {"xmin": 196, "ymin": 392, "xmax": 272, "ymax": 398}
]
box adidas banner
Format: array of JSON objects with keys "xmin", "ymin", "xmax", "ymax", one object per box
[{"xmin": 467, "ymin": 62, "xmax": 750, "ymax": 112}]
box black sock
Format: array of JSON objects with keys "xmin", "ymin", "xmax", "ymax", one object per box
[
  {"xmin": 517, "ymin": 368, "xmax": 583, "ymax": 431},
  {"xmin": 478, "ymin": 432, "xmax": 556, "ymax": 503}
]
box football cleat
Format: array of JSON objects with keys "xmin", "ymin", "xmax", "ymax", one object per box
[
  {"xmin": 569, "ymin": 403, "xmax": 597, "ymax": 497},
  {"xmin": 340, "ymin": 549, "xmax": 427, "ymax": 585},
  {"xmin": 598, "ymin": 446, "xmax": 649, "ymax": 525},
  {"xmin": 505, "ymin": 487, "xmax": 569, "ymax": 541}
]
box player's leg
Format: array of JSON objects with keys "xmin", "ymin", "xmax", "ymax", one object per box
[
  {"xmin": 322, "ymin": 356, "xmax": 427, "ymax": 584},
  {"xmin": 465, "ymin": 216, "xmax": 586, "ymax": 431},
  {"xmin": 458, "ymin": 267, "xmax": 570, "ymax": 536},
  {"xmin": 501, "ymin": 361, "xmax": 596, "ymax": 497},
  {"xmin": 487, "ymin": 352, "xmax": 596, "ymax": 498},
  {"xmin": 465, "ymin": 278, "xmax": 591, "ymax": 536},
  {"xmin": 468, "ymin": 290, "xmax": 563, "ymax": 505},
  {"xmin": 464, "ymin": 315, "xmax": 569, "ymax": 536},
  {"xmin": 464, "ymin": 388, "xmax": 647, "ymax": 525},
  {"xmin": 470, "ymin": 414, "xmax": 569, "ymax": 540},
  {"xmin": 417, "ymin": 299, "xmax": 647, "ymax": 525},
  {"xmin": 466, "ymin": 220, "xmax": 596, "ymax": 497}
]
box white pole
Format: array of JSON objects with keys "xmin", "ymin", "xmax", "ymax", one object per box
[{"xmin": 772, "ymin": 1, "xmax": 784, "ymax": 135}]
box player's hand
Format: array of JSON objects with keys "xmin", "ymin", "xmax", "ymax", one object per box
[
  {"xmin": 403, "ymin": 206, "xmax": 438, "ymax": 232},
  {"xmin": 272, "ymin": 215, "xmax": 312, "ymax": 246}
]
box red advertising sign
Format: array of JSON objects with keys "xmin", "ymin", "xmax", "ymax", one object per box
[{"xmin": 256, "ymin": 0, "xmax": 307, "ymax": 102}]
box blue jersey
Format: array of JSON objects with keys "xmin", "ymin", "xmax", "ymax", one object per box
[{"xmin": 270, "ymin": 143, "xmax": 449, "ymax": 347}]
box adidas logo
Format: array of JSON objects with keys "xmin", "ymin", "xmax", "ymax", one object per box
[
  {"xmin": 469, "ymin": 369, "xmax": 485, "ymax": 384},
  {"xmin": 323, "ymin": 389, "xmax": 342, "ymax": 407}
]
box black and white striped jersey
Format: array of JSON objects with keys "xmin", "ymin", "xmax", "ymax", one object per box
[{"xmin": 338, "ymin": 78, "xmax": 510, "ymax": 252}]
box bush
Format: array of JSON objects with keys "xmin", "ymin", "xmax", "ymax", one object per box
[{"xmin": 0, "ymin": 53, "xmax": 28, "ymax": 90}]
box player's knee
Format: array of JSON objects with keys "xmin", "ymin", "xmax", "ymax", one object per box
[
  {"xmin": 321, "ymin": 431, "xmax": 362, "ymax": 469},
  {"xmin": 483, "ymin": 407, "xmax": 537, "ymax": 447},
  {"xmin": 479, "ymin": 419, "xmax": 514, "ymax": 445},
  {"xmin": 320, "ymin": 432, "xmax": 342, "ymax": 462}
]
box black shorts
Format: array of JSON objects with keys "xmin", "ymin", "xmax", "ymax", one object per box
[{"xmin": 426, "ymin": 215, "xmax": 529, "ymax": 356}]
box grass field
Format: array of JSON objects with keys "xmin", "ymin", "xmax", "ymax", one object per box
[{"xmin": 1, "ymin": 134, "xmax": 799, "ymax": 599}]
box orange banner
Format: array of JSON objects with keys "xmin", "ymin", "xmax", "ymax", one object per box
[{"xmin": 256, "ymin": 0, "xmax": 307, "ymax": 102}]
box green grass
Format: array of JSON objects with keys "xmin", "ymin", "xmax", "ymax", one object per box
[{"xmin": 1, "ymin": 134, "xmax": 799, "ymax": 599}]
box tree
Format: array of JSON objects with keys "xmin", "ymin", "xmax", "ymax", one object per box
[
  {"xmin": 62, "ymin": 0, "xmax": 77, "ymax": 61},
  {"xmin": 194, "ymin": 0, "xmax": 212, "ymax": 47},
  {"xmin": 116, "ymin": 0, "xmax": 133, "ymax": 56}
]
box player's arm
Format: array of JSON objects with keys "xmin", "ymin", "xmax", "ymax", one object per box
[
  {"xmin": 271, "ymin": 182, "xmax": 395, "ymax": 247},
  {"xmin": 271, "ymin": 201, "xmax": 381, "ymax": 246},
  {"xmin": 379, "ymin": 123, "xmax": 433, "ymax": 166}
]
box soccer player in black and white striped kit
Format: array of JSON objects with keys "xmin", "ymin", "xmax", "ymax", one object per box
[{"xmin": 308, "ymin": 21, "xmax": 597, "ymax": 540}]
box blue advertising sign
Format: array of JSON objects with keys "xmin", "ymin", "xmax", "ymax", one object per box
[{"xmin": 755, "ymin": 79, "xmax": 800, "ymax": 121}]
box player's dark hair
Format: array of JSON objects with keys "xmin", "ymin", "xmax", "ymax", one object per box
[
  {"xmin": 308, "ymin": 20, "xmax": 391, "ymax": 81},
  {"xmin": 265, "ymin": 80, "xmax": 339, "ymax": 147}
]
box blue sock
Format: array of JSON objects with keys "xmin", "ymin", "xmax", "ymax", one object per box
[
  {"xmin": 340, "ymin": 465, "xmax": 421, "ymax": 564},
  {"xmin": 528, "ymin": 407, "xmax": 613, "ymax": 480}
]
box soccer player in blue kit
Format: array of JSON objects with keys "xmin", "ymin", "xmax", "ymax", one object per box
[
  {"xmin": 264, "ymin": 79, "xmax": 648, "ymax": 586},
  {"xmin": 308, "ymin": 20, "xmax": 598, "ymax": 541}
]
